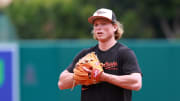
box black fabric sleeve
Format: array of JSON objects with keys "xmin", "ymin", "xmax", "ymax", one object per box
[
  {"xmin": 121, "ymin": 49, "xmax": 141, "ymax": 75},
  {"xmin": 66, "ymin": 49, "xmax": 88, "ymax": 73}
]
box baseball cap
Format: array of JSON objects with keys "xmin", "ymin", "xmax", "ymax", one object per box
[{"xmin": 88, "ymin": 8, "xmax": 117, "ymax": 24}]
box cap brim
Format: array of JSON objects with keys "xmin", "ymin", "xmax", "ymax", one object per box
[{"xmin": 88, "ymin": 16, "xmax": 112, "ymax": 24}]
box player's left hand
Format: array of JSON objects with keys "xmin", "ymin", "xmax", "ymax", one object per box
[{"xmin": 73, "ymin": 52, "xmax": 104, "ymax": 85}]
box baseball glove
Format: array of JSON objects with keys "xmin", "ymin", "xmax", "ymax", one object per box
[{"xmin": 73, "ymin": 52, "xmax": 103, "ymax": 86}]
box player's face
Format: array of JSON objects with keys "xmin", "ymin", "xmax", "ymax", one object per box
[{"xmin": 93, "ymin": 18, "xmax": 116, "ymax": 42}]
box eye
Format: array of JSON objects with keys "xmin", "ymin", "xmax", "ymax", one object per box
[{"xmin": 94, "ymin": 23, "xmax": 98, "ymax": 27}]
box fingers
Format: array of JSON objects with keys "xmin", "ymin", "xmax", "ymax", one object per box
[{"xmin": 82, "ymin": 66, "xmax": 92, "ymax": 73}]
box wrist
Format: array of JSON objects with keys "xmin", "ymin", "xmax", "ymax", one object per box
[{"xmin": 100, "ymin": 72, "xmax": 106, "ymax": 82}]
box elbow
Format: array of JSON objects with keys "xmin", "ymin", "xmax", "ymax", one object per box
[
  {"xmin": 132, "ymin": 73, "xmax": 142, "ymax": 91},
  {"xmin": 133, "ymin": 84, "xmax": 142, "ymax": 91},
  {"xmin": 58, "ymin": 81, "xmax": 65, "ymax": 90},
  {"xmin": 133, "ymin": 81, "xmax": 142, "ymax": 91}
]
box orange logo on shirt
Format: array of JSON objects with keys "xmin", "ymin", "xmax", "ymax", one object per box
[{"xmin": 103, "ymin": 62, "xmax": 118, "ymax": 70}]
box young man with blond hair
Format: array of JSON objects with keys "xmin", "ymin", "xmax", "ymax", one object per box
[{"xmin": 58, "ymin": 8, "xmax": 142, "ymax": 101}]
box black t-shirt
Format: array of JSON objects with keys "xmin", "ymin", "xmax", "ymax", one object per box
[{"xmin": 67, "ymin": 42, "xmax": 142, "ymax": 101}]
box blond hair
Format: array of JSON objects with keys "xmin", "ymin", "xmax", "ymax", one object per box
[{"xmin": 92, "ymin": 21, "xmax": 124, "ymax": 40}]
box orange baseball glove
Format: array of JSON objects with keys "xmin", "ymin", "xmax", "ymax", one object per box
[{"xmin": 73, "ymin": 52, "xmax": 103, "ymax": 86}]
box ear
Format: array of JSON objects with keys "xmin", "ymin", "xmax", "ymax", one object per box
[{"xmin": 113, "ymin": 24, "xmax": 118, "ymax": 32}]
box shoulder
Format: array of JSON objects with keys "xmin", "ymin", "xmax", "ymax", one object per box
[
  {"xmin": 76, "ymin": 45, "xmax": 97, "ymax": 58},
  {"xmin": 116, "ymin": 42, "xmax": 136, "ymax": 58},
  {"xmin": 117, "ymin": 42, "xmax": 132, "ymax": 53}
]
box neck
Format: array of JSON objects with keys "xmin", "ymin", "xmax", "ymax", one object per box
[{"xmin": 98, "ymin": 38, "xmax": 117, "ymax": 51}]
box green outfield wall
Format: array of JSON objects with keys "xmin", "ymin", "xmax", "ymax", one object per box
[{"xmin": 19, "ymin": 39, "xmax": 180, "ymax": 101}]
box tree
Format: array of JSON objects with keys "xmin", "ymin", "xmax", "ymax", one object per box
[{"xmin": 4, "ymin": 0, "xmax": 180, "ymax": 39}]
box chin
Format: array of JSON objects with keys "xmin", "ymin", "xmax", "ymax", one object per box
[{"xmin": 97, "ymin": 38, "xmax": 107, "ymax": 42}]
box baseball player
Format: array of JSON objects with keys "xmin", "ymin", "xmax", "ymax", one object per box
[{"xmin": 58, "ymin": 8, "xmax": 142, "ymax": 101}]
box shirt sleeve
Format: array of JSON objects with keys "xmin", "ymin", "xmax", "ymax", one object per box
[
  {"xmin": 66, "ymin": 49, "xmax": 88, "ymax": 73},
  {"xmin": 121, "ymin": 49, "xmax": 142, "ymax": 75}
]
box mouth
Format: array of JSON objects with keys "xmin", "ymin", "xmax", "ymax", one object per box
[{"xmin": 97, "ymin": 32, "xmax": 103, "ymax": 35}]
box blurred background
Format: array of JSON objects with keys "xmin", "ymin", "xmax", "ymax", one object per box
[{"xmin": 0, "ymin": 0, "xmax": 180, "ymax": 101}]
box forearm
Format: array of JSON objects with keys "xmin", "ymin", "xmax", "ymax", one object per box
[
  {"xmin": 58, "ymin": 70, "xmax": 75, "ymax": 90},
  {"xmin": 100, "ymin": 72, "xmax": 142, "ymax": 91}
]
